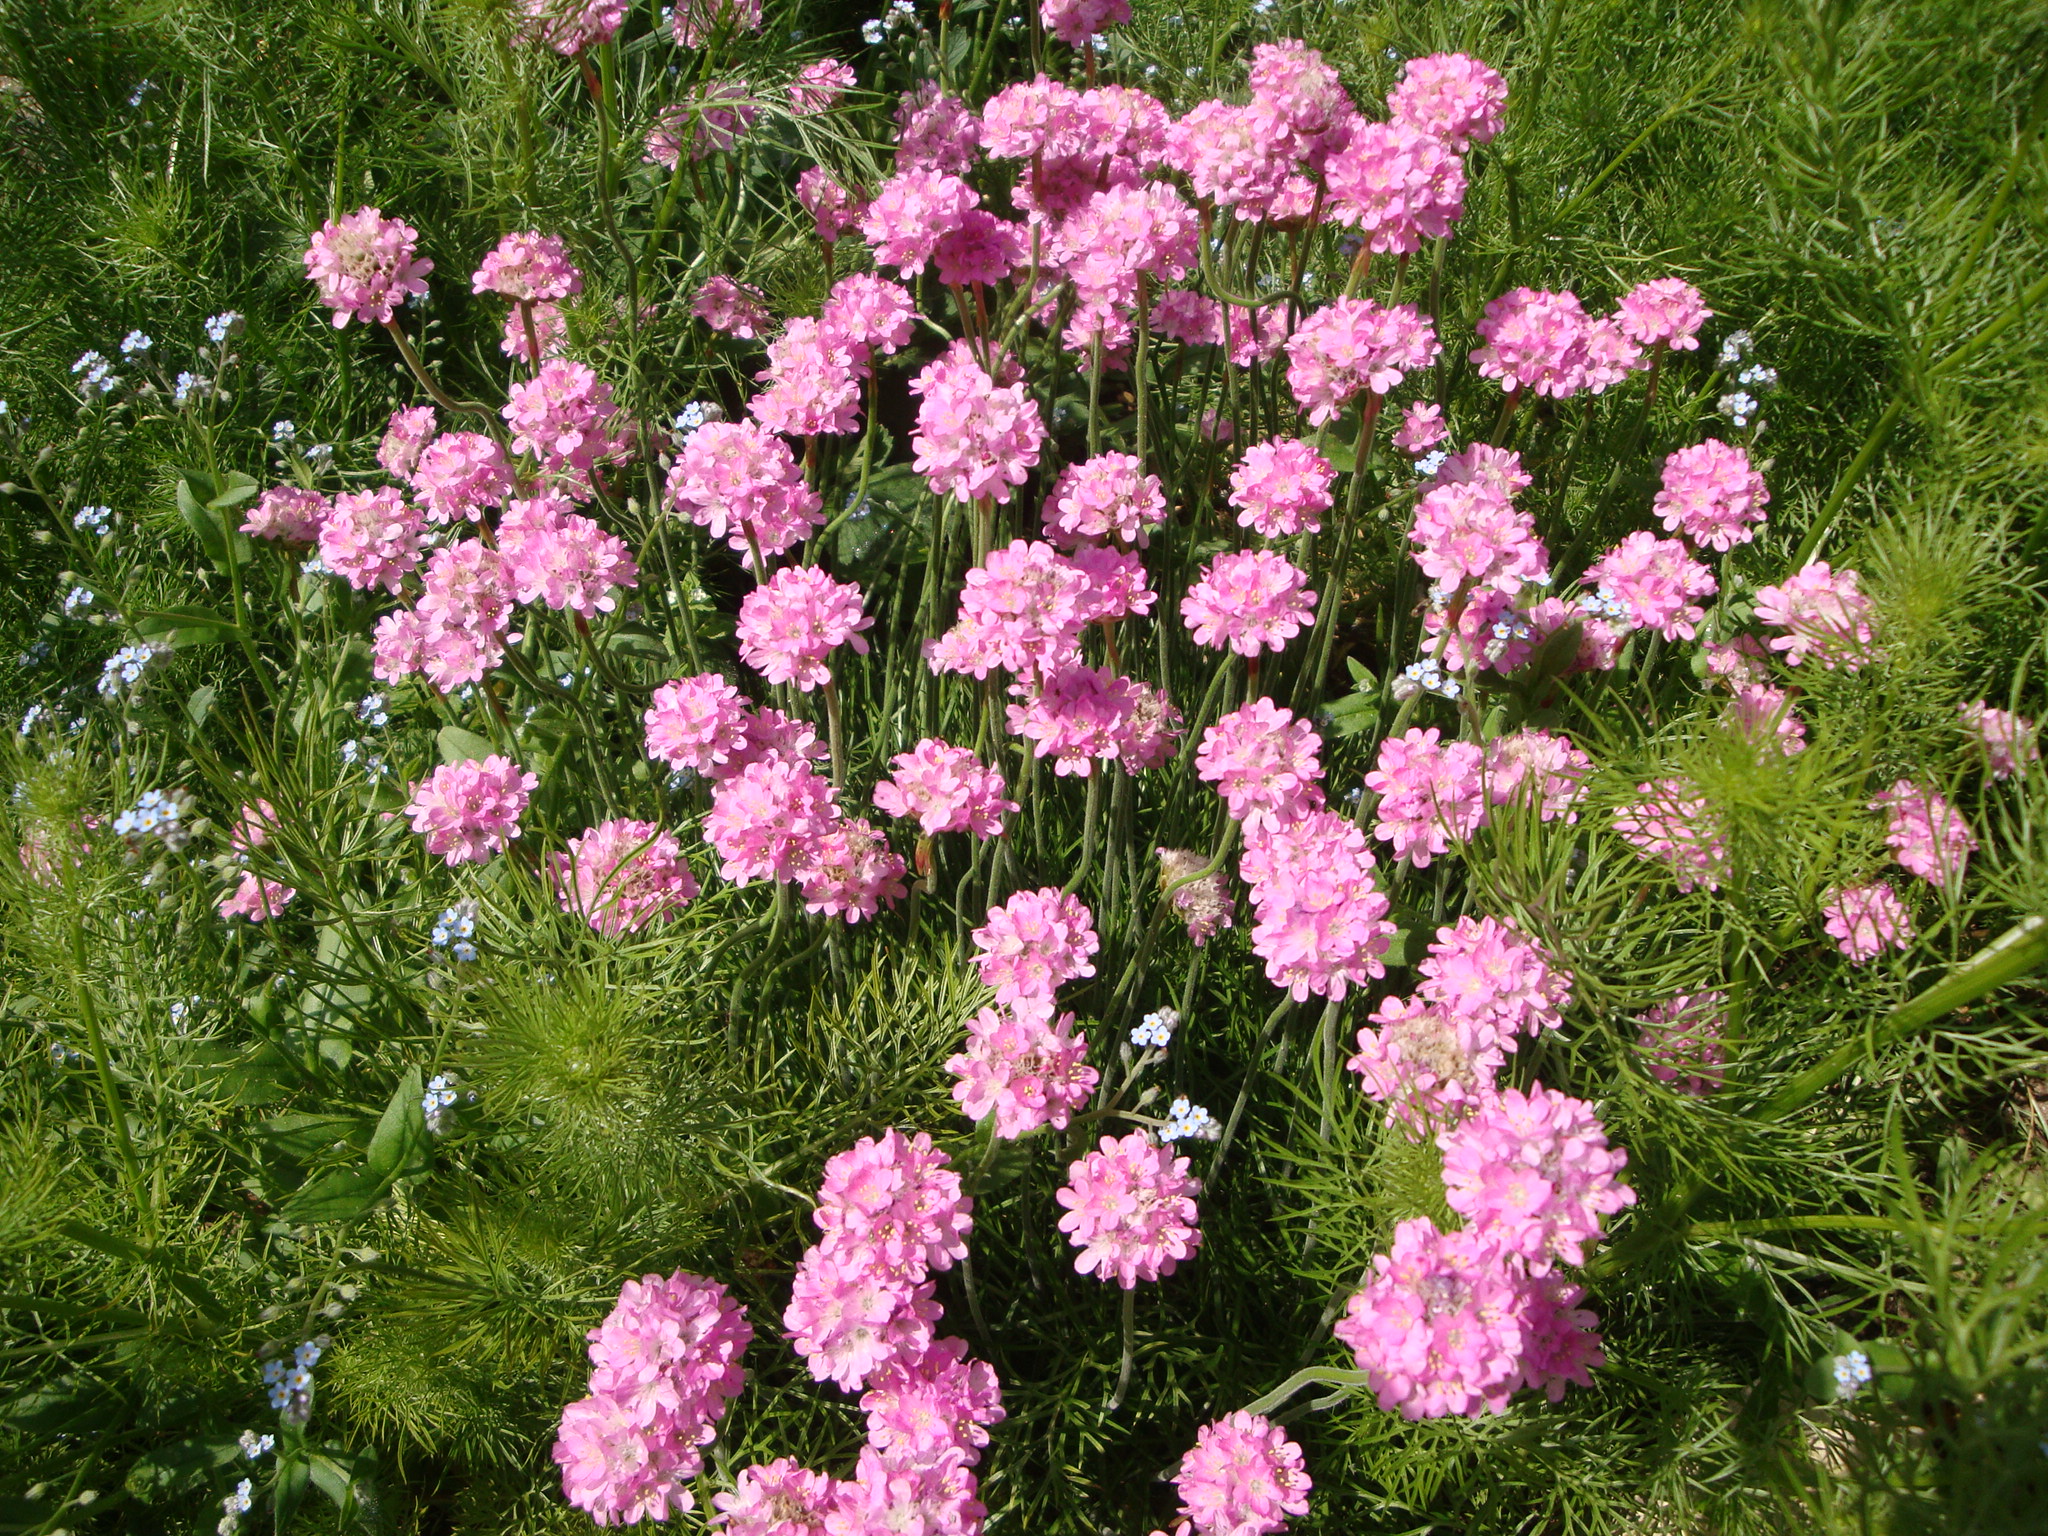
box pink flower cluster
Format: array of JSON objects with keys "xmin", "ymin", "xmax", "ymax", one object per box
[
  {"xmin": 1613, "ymin": 778, "xmax": 1729, "ymax": 892},
  {"xmin": 692, "ymin": 274, "xmax": 771, "ymax": 340},
  {"xmin": 1228, "ymin": 438, "xmax": 1334, "ymax": 539},
  {"xmin": 1961, "ymin": 700, "xmax": 2038, "ymax": 780},
  {"xmin": 1753, "ymin": 561, "xmax": 1877, "ymax": 670},
  {"xmin": 873, "ymin": 739, "xmax": 1017, "ymax": 837},
  {"xmin": 302, "ymin": 207, "xmax": 433, "ymax": 327},
  {"xmin": 1284, "ymin": 298, "xmax": 1440, "ymax": 426},
  {"xmin": 664, "ymin": 419, "xmax": 825, "ymax": 566},
  {"xmin": 219, "ymin": 874, "xmax": 296, "ymax": 922},
  {"xmin": 1409, "ymin": 479, "xmax": 1550, "ymax": 596},
  {"xmin": 320, "ymin": 487, "xmax": 425, "ymax": 594},
  {"xmin": 504, "ymin": 358, "xmax": 632, "ymax": 493},
  {"xmin": 1056, "ymin": 1128, "xmax": 1202, "ymax": 1288},
  {"xmin": 1182, "ymin": 550, "xmax": 1316, "ymax": 657},
  {"xmin": 404, "ymin": 755, "xmax": 538, "ymax": 866},
  {"xmin": 1469, "ymin": 287, "xmax": 1647, "ymax": 399},
  {"xmin": 947, "ymin": 1005, "xmax": 1098, "ymax": 1139},
  {"xmin": 499, "ymin": 493, "xmax": 640, "ymax": 617},
  {"xmin": 1872, "ymin": 780, "xmax": 1977, "ymax": 886},
  {"xmin": 910, "ymin": 341, "xmax": 1047, "ymax": 506},
  {"xmin": 1240, "ymin": 810, "xmax": 1396, "ymax": 1002},
  {"xmin": 1822, "ymin": 882, "xmax": 1914, "ymax": 964},
  {"xmin": 1157, "ymin": 1411, "xmax": 1311, "ymax": 1536},
  {"xmin": 472, "ymin": 230, "xmax": 583, "ymax": 302},
  {"xmin": 970, "ymin": 886, "xmax": 1099, "ymax": 1008},
  {"xmin": 1197, "ymin": 698, "xmax": 1325, "ymax": 832},
  {"xmin": 411, "ymin": 431, "xmax": 515, "ymax": 526},
  {"xmin": 789, "ymin": 58, "xmax": 855, "ymax": 117},
  {"xmin": 735, "ymin": 565, "xmax": 872, "ymax": 691},
  {"xmin": 518, "ymin": 0, "xmax": 626, "ymax": 56},
  {"xmin": 244, "ymin": 485, "xmax": 327, "ymax": 543},
  {"xmin": 1438, "ymin": 1084, "xmax": 1636, "ymax": 1274},
  {"xmin": 1585, "ymin": 532, "xmax": 1715, "ymax": 642},
  {"xmin": 1158, "ymin": 846, "xmax": 1235, "ymax": 948},
  {"xmin": 553, "ymin": 1271, "xmax": 751, "ymax": 1526},
  {"xmin": 1045, "ymin": 452, "xmax": 1166, "ymax": 548},
  {"xmin": 1324, "ymin": 120, "xmax": 1468, "ymax": 255},
  {"xmin": 551, "ymin": 818, "xmax": 700, "ymax": 936},
  {"xmin": 1653, "ymin": 439, "xmax": 1769, "ymax": 552},
  {"xmin": 1365, "ymin": 728, "xmax": 1484, "ymax": 867}
]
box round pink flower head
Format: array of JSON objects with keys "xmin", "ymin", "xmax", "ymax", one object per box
[
  {"xmin": 751, "ymin": 317, "xmax": 865, "ymax": 438},
  {"xmin": 1960, "ymin": 700, "xmax": 2039, "ymax": 781},
  {"xmin": 553, "ymin": 1391, "xmax": 695, "ymax": 1527},
  {"xmin": 1323, "ymin": 120, "xmax": 1469, "ymax": 255},
  {"xmin": 873, "ymin": 739, "xmax": 1016, "ymax": 837},
  {"xmin": 302, "ymin": 207, "xmax": 433, "ymax": 327},
  {"xmin": 498, "ymin": 500, "xmax": 640, "ymax": 618},
  {"xmin": 1240, "ymin": 811, "xmax": 1397, "ymax": 1002},
  {"xmin": 1228, "ymin": 438, "xmax": 1334, "ymax": 540},
  {"xmin": 582, "ymin": 1268, "xmax": 752, "ymax": 1430},
  {"xmin": 378, "ymin": 404, "xmax": 437, "ymax": 479},
  {"xmin": 1654, "ymin": 439, "xmax": 1769, "ymax": 552},
  {"xmin": 1635, "ymin": 991, "xmax": 1728, "ymax": 1096},
  {"xmin": 551, "ymin": 818, "xmax": 700, "ymax": 935},
  {"xmin": 1349, "ymin": 995, "xmax": 1503, "ymax": 1132},
  {"xmin": 712, "ymin": 1459, "xmax": 840, "ymax": 1536},
  {"xmin": 1170, "ymin": 1411, "xmax": 1311, "ymax": 1536},
  {"xmin": 244, "ymin": 485, "xmax": 328, "ymax": 543},
  {"xmin": 1196, "ymin": 698, "xmax": 1325, "ymax": 831},
  {"xmin": 790, "ymin": 58, "xmax": 856, "ymax": 116},
  {"xmin": 692, "ymin": 274, "xmax": 772, "ymax": 340},
  {"xmin": 319, "ymin": 487, "xmax": 425, "ymax": 594},
  {"xmin": 1056, "ymin": 1129, "xmax": 1202, "ymax": 1288},
  {"xmin": 1041, "ymin": 0, "xmax": 1130, "ymax": 47},
  {"xmin": 1872, "ymin": 779, "xmax": 1978, "ymax": 887},
  {"xmin": 1822, "ymin": 882, "xmax": 1915, "ymax": 964},
  {"xmin": 1158, "ymin": 847, "xmax": 1235, "ymax": 948},
  {"xmin": 1363, "ymin": 727, "xmax": 1486, "ymax": 869},
  {"xmin": 1393, "ymin": 402, "xmax": 1449, "ymax": 456},
  {"xmin": 1586, "ymin": 532, "xmax": 1716, "ymax": 641},
  {"xmin": 1285, "ymin": 297, "xmax": 1441, "ymax": 426},
  {"xmin": 219, "ymin": 873, "xmax": 296, "ymax": 923},
  {"xmin": 1182, "ymin": 549, "xmax": 1317, "ymax": 658},
  {"xmin": 813, "ymin": 1128, "xmax": 971, "ymax": 1279},
  {"xmin": 971, "ymin": 886, "xmax": 1099, "ymax": 1006},
  {"xmin": 670, "ymin": 0, "xmax": 761, "ymax": 47},
  {"xmin": 1006, "ymin": 663, "xmax": 1145, "ymax": 777},
  {"xmin": 645, "ymin": 674, "xmax": 752, "ymax": 777},
  {"xmin": 405, "ymin": 755, "xmax": 538, "ymax": 866},
  {"xmin": 896, "ymin": 85, "xmax": 984, "ymax": 177},
  {"xmin": 1437, "ymin": 1082, "xmax": 1636, "ymax": 1274},
  {"xmin": 926, "ymin": 538, "xmax": 1089, "ymax": 681},
  {"xmin": 1753, "ymin": 561, "xmax": 1877, "ymax": 671},
  {"xmin": 413, "ymin": 539, "xmax": 515, "ymax": 692},
  {"xmin": 798, "ymin": 166, "xmax": 867, "ymax": 244},
  {"xmin": 859, "ymin": 1334, "xmax": 1006, "ymax": 1467},
  {"xmin": 735, "ymin": 565, "xmax": 872, "ymax": 692},
  {"xmin": 1724, "ymin": 682, "xmax": 1808, "ymax": 757},
  {"xmin": 503, "ymin": 358, "xmax": 631, "ymax": 490},
  {"xmin": 1067, "ymin": 543, "xmax": 1157, "ymax": 626},
  {"xmin": 910, "ymin": 340, "xmax": 1046, "ymax": 505},
  {"xmin": 1483, "ymin": 728, "xmax": 1593, "ymax": 821},
  {"xmin": 472, "ymin": 230, "xmax": 583, "ymax": 302},
  {"xmin": 860, "ymin": 168, "xmax": 977, "ymax": 276},
  {"xmin": 1416, "ymin": 914, "xmax": 1573, "ymax": 1050},
  {"xmin": 1612, "ymin": 778, "xmax": 1728, "ymax": 892},
  {"xmin": 782, "ymin": 1246, "xmax": 940, "ymax": 1393},
  {"xmin": 796, "ymin": 817, "xmax": 907, "ymax": 922},
  {"xmin": 1045, "ymin": 452, "xmax": 1166, "ymax": 548},
  {"xmin": 1248, "ymin": 39, "xmax": 1355, "ymax": 150},
  {"xmin": 1388, "ymin": 52, "xmax": 1506, "ymax": 150},
  {"xmin": 1615, "ymin": 277, "xmax": 1711, "ymax": 351},
  {"xmin": 948, "ymin": 1005, "xmax": 1098, "ymax": 1139},
  {"xmin": 1470, "ymin": 287, "xmax": 1593, "ymax": 398},
  {"xmin": 703, "ymin": 757, "xmax": 839, "ymax": 886},
  {"xmin": 823, "ymin": 273, "xmax": 918, "ymax": 358},
  {"xmin": 517, "ymin": 0, "xmax": 626, "ymax": 55},
  {"xmin": 665, "ymin": 418, "xmax": 825, "ymax": 565},
  {"xmin": 411, "ymin": 431, "xmax": 515, "ymax": 525}
]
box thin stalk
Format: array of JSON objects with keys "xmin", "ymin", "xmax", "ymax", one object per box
[
  {"xmin": 1063, "ymin": 766, "xmax": 1103, "ymax": 897},
  {"xmin": 381, "ymin": 321, "xmax": 464, "ymax": 417},
  {"xmin": 71, "ymin": 916, "xmax": 152, "ymax": 1242},
  {"xmin": 1106, "ymin": 1285, "xmax": 1137, "ymax": 1412}
]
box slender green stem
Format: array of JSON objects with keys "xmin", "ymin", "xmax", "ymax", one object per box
[{"xmin": 71, "ymin": 916, "xmax": 152, "ymax": 1242}]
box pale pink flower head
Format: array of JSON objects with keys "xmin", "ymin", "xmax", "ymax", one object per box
[
  {"xmin": 1158, "ymin": 847, "xmax": 1235, "ymax": 948},
  {"xmin": 736, "ymin": 565, "xmax": 872, "ymax": 692},
  {"xmin": 1045, "ymin": 452, "xmax": 1165, "ymax": 548},
  {"xmin": 413, "ymin": 539, "xmax": 515, "ymax": 692},
  {"xmin": 703, "ymin": 758, "xmax": 839, "ymax": 885},
  {"xmin": 909, "ymin": 341, "xmax": 1046, "ymax": 505},
  {"xmin": 1006, "ymin": 663, "xmax": 1145, "ymax": 776},
  {"xmin": 727, "ymin": 705, "xmax": 830, "ymax": 779},
  {"xmin": 1614, "ymin": 278, "xmax": 1711, "ymax": 351},
  {"xmin": 1437, "ymin": 1083, "xmax": 1636, "ymax": 1274},
  {"xmin": 503, "ymin": 359, "xmax": 631, "ymax": 490},
  {"xmin": 1240, "ymin": 810, "xmax": 1396, "ymax": 1001},
  {"xmin": 498, "ymin": 500, "xmax": 639, "ymax": 618},
  {"xmin": 813, "ymin": 1128, "xmax": 971, "ymax": 1279},
  {"xmin": 1960, "ymin": 700, "xmax": 2038, "ymax": 781},
  {"xmin": 1705, "ymin": 635, "xmax": 1773, "ymax": 687},
  {"xmin": 1166, "ymin": 100, "xmax": 1293, "ymax": 215},
  {"xmin": 405, "ymin": 755, "xmax": 538, "ymax": 865},
  {"xmin": 377, "ymin": 404, "xmax": 437, "ymax": 479},
  {"xmin": 1228, "ymin": 439, "xmax": 1334, "ymax": 539},
  {"xmin": 411, "ymin": 431, "xmax": 515, "ymax": 525},
  {"xmin": 1324, "ymin": 120, "xmax": 1469, "ymax": 255},
  {"xmin": 948, "ymin": 1004, "xmax": 1097, "ymax": 1138},
  {"xmin": 670, "ymin": 0, "xmax": 761, "ymax": 47},
  {"xmin": 1363, "ymin": 727, "xmax": 1486, "ymax": 868},
  {"xmin": 517, "ymin": 0, "xmax": 626, "ymax": 55},
  {"xmin": 692, "ymin": 81, "xmax": 759, "ymax": 157},
  {"xmin": 1410, "ymin": 480, "xmax": 1549, "ymax": 595},
  {"xmin": 319, "ymin": 487, "xmax": 425, "ymax": 594},
  {"xmin": 1873, "ymin": 780, "xmax": 1977, "ymax": 886},
  {"xmin": 553, "ymin": 1391, "xmax": 694, "ymax": 1527},
  {"xmin": 751, "ymin": 316, "xmax": 865, "ymax": 438},
  {"xmin": 1053, "ymin": 182, "xmax": 1201, "ymax": 310},
  {"xmin": 1113, "ymin": 680, "xmax": 1184, "ymax": 773},
  {"xmin": 1470, "ymin": 287, "xmax": 1593, "ymax": 398},
  {"xmin": 1248, "ymin": 39, "xmax": 1354, "ymax": 149},
  {"xmin": 896, "ymin": 85, "xmax": 983, "ymax": 176},
  {"xmin": 1151, "ymin": 288, "xmax": 1226, "ymax": 347},
  {"xmin": 551, "ymin": 818, "xmax": 699, "ymax": 935},
  {"xmin": 928, "ymin": 538, "xmax": 1088, "ymax": 680},
  {"xmin": 1197, "ymin": 698, "xmax": 1325, "ymax": 831},
  {"xmin": 1586, "ymin": 532, "xmax": 1716, "ymax": 641},
  {"xmin": 712, "ymin": 1459, "xmax": 840, "ymax": 1536},
  {"xmin": 502, "ymin": 300, "xmax": 568, "ymax": 364},
  {"xmin": 1635, "ymin": 991, "xmax": 1728, "ymax": 1095},
  {"xmin": 860, "ymin": 168, "xmax": 977, "ymax": 276},
  {"xmin": 1434, "ymin": 441, "xmax": 1533, "ymax": 496},
  {"xmin": 371, "ymin": 609, "xmax": 428, "ymax": 685},
  {"xmin": 971, "ymin": 887, "xmax": 1099, "ymax": 1005},
  {"xmin": 981, "ymin": 75, "xmax": 1089, "ymax": 160},
  {"xmin": 823, "ymin": 273, "xmax": 918, "ymax": 357},
  {"xmin": 933, "ymin": 209, "xmax": 1028, "ymax": 288},
  {"xmin": 302, "ymin": 206, "xmax": 432, "ymax": 327},
  {"xmin": 1724, "ymin": 682, "xmax": 1807, "ymax": 756},
  {"xmin": 1613, "ymin": 778, "xmax": 1728, "ymax": 892},
  {"xmin": 796, "ymin": 817, "xmax": 907, "ymax": 922},
  {"xmin": 1182, "ymin": 549, "xmax": 1317, "ymax": 658},
  {"xmin": 693, "ymin": 274, "xmax": 772, "ymax": 340},
  {"xmin": 1170, "ymin": 1411, "xmax": 1311, "ymax": 1536},
  {"xmin": 1056, "ymin": 1129, "xmax": 1201, "ymax": 1288},
  {"xmin": 1393, "ymin": 402, "xmax": 1449, "ymax": 456},
  {"xmin": 1578, "ymin": 316, "xmax": 1645, "ymax": 393},
  {"xmin": 219, "ymin": 873, "xmax": 295, "ymax": 922},
  {"xmin": 826, "ymin": 1446, "xmax": 984, "ymax": 1536},
  {"xmin": 244, "ymin": 485, "xmax": 327, "ymax": 543},
  {"xmin": 1387, "ymin": 52, "xmax": 1506, "ymax": 150},
  {"xmin": 790, "ymin": 58, "xmax": 856, "ymax": 116},
  {"xmin": 1066, "ymin": 544, "xmax": 1157, "ymax": 625},
  {"xmin": 228, "ymin": 798, "xmax": 280, "ymax": 858},
  {"xmin": 798, "ymin": 166, "xmax": 866, "ymax": 244},
  {"xmin": 645, "ymin": 674, "xmax": 752, "ymax": 777},
  {"xmin": 1040, "ymin": 0, "xmax": 1129, "ymax": 47},
  {"xmin": 1822, "ymin": 882, "xmax": 1914, "ymax": 964},
  {"xmin": 666, "ymin": 419, "xmax": 825, "ymax": 565},
  {"xmin": 1416, "ymin": 914, "xmax": 1573, "ymax": 1049},
  {"xmin": 582, "ymin": 1268, "xmax": 751, "ymax": 1429},
  {"xmin": 1285, "ymin": 298, "xmax": 1442, "ymax": 425},
  {"xmin": 1654, "ymin": 439, "xmax": 1768, "ymax": 552},
  {"xmin": 1753, "ymin": 561, "xmax": 1877, "ymax": 670},
  {"xmin": 1483, "ymin": 728, "xmax": 1593, "ymax": 821},
  {"xmin": 472, "ymin": 230, "xmax": 583, "ymax": 302},
  {"xmin": 1349, "ymin": 996, "xmax": 1502, "ymax": 1131},
  {"xmin": 859, "ymin": 1335, "xmax": 1006, "ymax": 1466},
  {"xmin": 782, "ymin": 1246, "xmax": 940, "ymax": 1393},
  {"xmin": 873, "ymin": 739, "xmax": 1016, "ymax": 837}
]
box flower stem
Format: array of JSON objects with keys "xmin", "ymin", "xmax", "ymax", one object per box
[{"xmin": 1106, "ymin": 1284, "xmax": 1137, "ymax": 1411}]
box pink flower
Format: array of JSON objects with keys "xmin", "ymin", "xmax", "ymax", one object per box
[
  {"xmin": 411, "ymin": 431, "xmax": 514, "ymax": 525},
  {"xmin": 873, "ymin": 739, "xmax": 1016, "ymax": 837},
  {"xmin": 1151, "ymin": 288, "xmax": 1226, "ymax": 347},
  {"xmin": 1585, "ymin": 532, "xmax": 1715, "ymax": 641},
  {"xmin": 405, "ymin": 755, "xmax": 538, "ymax": 865},
  {"xmin": 1960, "ymin": 700, "xmax": 2038, "ymax": 780},
  {"xmin": 927, "ymin": 539, "xmax": 1089, "ymax": 681},
  {"xmin": 1613, "ymin": 779, "xmax": 1727, "ymax": 892},
  {"xmin": 664, "ymin": 420, "xmax": 825, "ymax": 565},
  {"xmin": 1614, "ymin": 278, "xmax": 1710, "ymax": 351},
  {"xmin": 219, "ymin": 873, "xmax": 295, "ymax": 922},
  {"xmin": 790, "ymin": 58, "xmax": 856, "ymax": 116},
  {"xmin": 1752, "ymin": 561, "xmax": 1877, "ymax": 670},
  {"xmin": 503, "ymin": 359, "xmax": 631, "ymax": 491},
  {"xmin": 1654, "ymin": 439, "xmax": 1768, "ymax": 552},
  {"xmin": 1433, "ymin": 441, "xmax": 1532, "ymax": 496},
  {"xmin": 1349, "ymin": 996, "xmax": 1502, "ymax": 1131},
  {"xmin": 860, "ymin": 168, "xmax": 978, "ymax": 276},
  {"xmin": 582, "ymin": 1269, "xmax": 751, "ymax": 1433},
  {"xmin": 1365, "ymin": 727, "xmax": 1486, "ymax": 867},
  {"xmin": 1040, "ymin": 0, "xmax": 1129, "ymax": 47},
  {"xmin": 517, "ymin": 0, "xmax": 626, "ymax": 55},
  {"xmin": 751, "ymin": 316, "xmax": 866, "ymax": 437},
  {"xmin": 948, "ymin": 1005, "xmax": 1098, "ymax": 1138},
  {"xmin": 302, "ymin": 207, "xmax": 432, "ymax": 327},
  {"xmin": 910, "ymin": 341, "xmax": 1046, "ymax": 505},
  {"xmin": 817, "ymin": 278, "xmax": 913, "ymax": 363},
  {"xmin": 970, "ymin": 887, "xmax": 1099, "ymax": 1006},
  {"xmin": 1113, "ymin": 680, "xmax": 1184, "ymax": 772},
  {"xmin": 933, "ymin": 210, "xmax": 1027, "ymax": 288},
  {"xmin": 1725, "ymin": 682, "xmax": 1807, "ymax": 756},
  {"xmin": 896, "ymin": 85, "xmax": 984, "ymax": 176},
  {"xmin": 1387, "ymin": 52, "xmax": 1507, "ymax": 150},
  {"xmin": 1066, "ymin": 544, "xmax": 1157, "ymax": 625},
  {"xmin": 814, "ymin": 1128, "xmax": 971, "ymax": 1279},
  {"xmin": 1416, "ymin": 915, "xmax": 1572, "ymax": 1048},
  {"xmin": 498, "ymin": 495, "xmax": 640, "ymax": 617},
  {"xmin": 1437, "ymin": 1084, "xmax": 1636, "ymax": 1275},
  {"xmin": 645, "ymin": 674, "xmax": 753, "ymax": 777},
  {"xmin": 413, "ymin": 539, "xmax": 515, "ymax": 691},
  {"xmin": 669, "ymin": 0, "xmax": 761, "ymax": 47},
  {"xmin": 796, "ymin": 817, "xmax": 907, "ymax": 921},
  {"xmin": 1056, "ymin": 1129, "xmax": 1201, "ymax": 1288},
  {"xmin": 736, "ymin": 565, "xmax": 872, "ymax": 691},
  {"xmin": 1158, "ymin": 847, "xmax": 1235, "ymax": 948},
  {"xmin": 228, "ymin": 798, "xmax": 280, "ymax": 858},
  {"xmin": 1228, "ymin": 438, "xmax": 1334, "ymax": 539},
  {"xmin": 1285, "ymin": 298, "xmax": 1441, "ymax": 426},
  {"xmin": 319, "ymin": 487, "xmax": 425, "ymax": 593},
  {"xmin": 798, "ymin": 166, "xmax": 866, "ymax": 244},
  {"xmin": 1196, "ymin": 699, "xmax": 1325, "ymax": 831},
  {"xmin": 703, "ymin": 758, "xmax": 839, "ymax": 885},
  {"xmin": 1822, "ymin": 882, "xmax": 1915, "ymax": 964},
  {"xmin": 553, "ymin": 1392, "xmax": 695, "ymax": 1527},
  {"xmin": 783, "ymin": 1247, "xmax": 940, "ymax": 1393},
  {"xmin": 1247, "ymin": 39, "xmax": 1355, "ymax": 150},
  {"xmin": 1240, "ymin": 810, "xmax": 1396, "ymax": 1001},
  {"xmin": 1469, "ymin": 288, "xmax": 1594, "ymax": 398},
  {"xmin": 1483, "ymin": 728, "xmax": 1592, "ymax": 821},
  {"xmin": 243, "ymin": 485, "xmax": 327, "ymax": 543},
  {"xmin": 1045, "ymin": 452, "xmax": 1166, "ymax": 548},
  {"xmin": 1182, "ymin": 550, "xmax": 1317, "ymax": 657},
  {"xmin": 713, "ymin": 1460, "xmax": 840, "ymax": 1536},
  {"xmin": 860, "ymin": 1335, "xmax": 1005, "ymax": 1468},
  {"xmin": 1166, "ymin": 101, "xmax": 1294, "ymax": 216},
  {"xmin": 1054, "ymin": 183, "xmax": 1201, "ymax": 311},
  {"xmin": 1873, "ymin": 780, "xmax": 1977, "ymax": 886},
  {"xmin": 693, "ymin": 274, "xmax": 772, "ymax": 339},
  {"xmin": 472, "ymin": 230, "xmax": 583, "ymax": 302},
  {"xmin": 1324, "ymin": 120, "xmax": 1468, "ymax": 255},
  {"xmin": 1635, "ymin": 992, "xmax": 1728, "ymax": 1095},
  {"xmin": 1169, "ymin": 1411, "xmax": 1311, "ymax": 1536},
  {"xmin": 377, "ymin": 405, "xmax": 437, "ymax": 479},
  {"xmin": 825, "ymin": 1447, "xmax": 984, "ymax": 1536},
  {"xmin": 1706, "ymin": 636, "xmax": 1772, "ymax": 686},
  {"xmin": 551, "ymin": 818, "xmax": 699, "ymax": 935},
  {"xmin": 727, "ymin": 706, "xmax": 830, "ymax": 777},
  {"xmin": 1392, "ymin": 402, "xmax": 1448, "ymax": 456}
]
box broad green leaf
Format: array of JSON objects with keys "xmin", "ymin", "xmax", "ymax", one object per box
[
  {"xmin": 125, "ymin": 1435, "xmax": 243, "ymax": 1502},
  {"xmin": 436, "ymin": 724, "xmax": 498, "ymax": 765},
  {"xmin": 275, "ymin": 1450, "xmax": 312, "ymax": 1534},
  {"xmin": 364, "ymin": 1067, "xmax": 430, "ymax": 1184},
  {"xmin": 131, "ymin": 606, "xmax": 242, "ymax": 650},
  {"xmin": 278, "ymin": 1166, "xmax": 388, "ymax": 1226}
]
